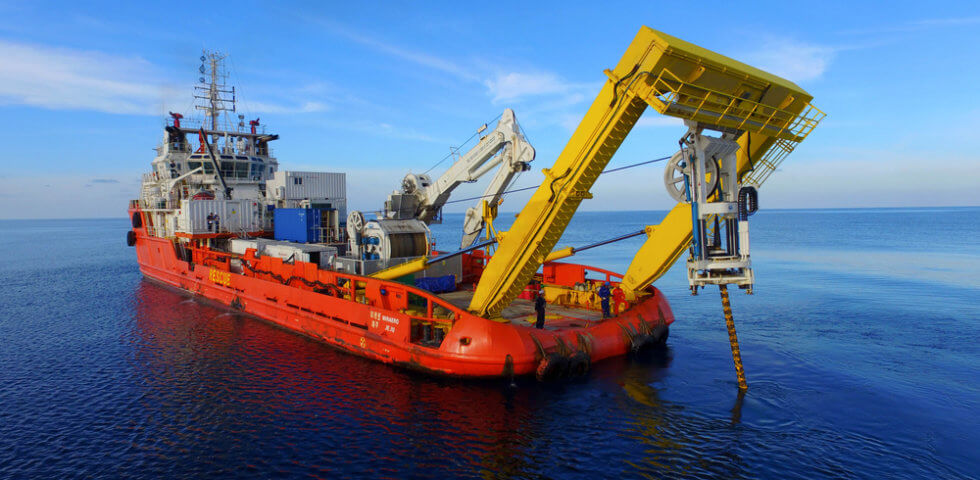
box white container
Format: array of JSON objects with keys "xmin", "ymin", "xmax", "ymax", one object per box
[
  {"xmin": 267, "ymin": 171, "xmax": 346, "ymax": 201},
  {"xmin": 177, "ymin": 199, "xmax": 264, "ymax": 234}
]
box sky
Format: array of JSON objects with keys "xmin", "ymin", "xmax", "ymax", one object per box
[{"xmin": 0, "ymin": 0, "xmax": 978, "ymax": 219}]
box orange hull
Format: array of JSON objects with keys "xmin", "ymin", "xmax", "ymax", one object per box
[{"xmin": 129, "ymin": 208, "xmax": 674, "ymax": 379}]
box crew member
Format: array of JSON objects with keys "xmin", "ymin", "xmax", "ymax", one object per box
[
  {"xmin": 598, "ymin": 281, "xmax": 612, "ymax": 318},
  {"xmin": 612, "ymin": 285, "xmax": 626, "ymax": 316},
  {"xmin": 213, "ymin": 214, "xmax": 220, "ymax": 232},
  {"xmin": 535, "ymin": 290, "xmax": 546, "ymax": 329},
  {"xmin": 206, "ymin": 213, "xmax": 214, "ymax": 232}
]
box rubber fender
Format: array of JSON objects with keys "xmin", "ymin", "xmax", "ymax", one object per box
[
  {"xmin": 131, "ymin": 212, "xmax": 142, "ymax": 229},
  {"xmin": 535, "ymin": 354, "xmax": 569, "ymax": 382},
  {"xmin": 568, "ymin": 351, "xmax": 591, "ymax": 377},
  {"xmin": 630, "ymin": 334, "xmax": 654, "ymax": 355},
  {"xmin": 651, "ymin": 324, "xmax": 670, "ymax": 347},
  {"xmin": 126, "ymin": 230, "xmax": 136, "ymax": 247}
]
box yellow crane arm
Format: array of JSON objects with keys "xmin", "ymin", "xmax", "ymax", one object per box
[{"xmin": 468, "ymin": 26, "xmax": 823, "ymax": 317}]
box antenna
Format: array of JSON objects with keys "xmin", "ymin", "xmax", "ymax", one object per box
[{"xmin": 193, "ymin": 50, "xmax": 236, "ymax": 135}]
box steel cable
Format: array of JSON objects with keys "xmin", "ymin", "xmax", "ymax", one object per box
[{"xmin": 443, "ymin": 154, "xmax": 671, "ymax": 205}]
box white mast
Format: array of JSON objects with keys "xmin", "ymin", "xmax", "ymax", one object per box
[{"xmin": 193, "ymin": 50, "xmax": 236, "ymax": 142}]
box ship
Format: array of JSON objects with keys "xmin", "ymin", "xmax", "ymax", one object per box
[{"xmin": 129, "ymin": 28, "xmax": 822, "ymax": 383}]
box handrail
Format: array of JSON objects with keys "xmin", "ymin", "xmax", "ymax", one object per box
[
  {"xmin": 644, "ymin": 67, "xmax": 825, "ymax": 142},
  {"xmin": 188, "ymin": 244, "xmax": 471, "ymax": 324}
]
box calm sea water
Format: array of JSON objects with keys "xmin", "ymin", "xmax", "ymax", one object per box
[{"xmin": 1, "ymin": 208, "xmax": 977, "ymax": 479}]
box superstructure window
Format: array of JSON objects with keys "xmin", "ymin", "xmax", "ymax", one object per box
[{"xmin": 234, "ymin": 161, "xmax": 249, "ymax": 178}]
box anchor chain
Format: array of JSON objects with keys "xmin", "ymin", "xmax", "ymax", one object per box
[{"xmin": 719, "ymin": 285, "xmax": 747, "ymax": 390}]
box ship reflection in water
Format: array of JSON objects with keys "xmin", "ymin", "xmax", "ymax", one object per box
[
  {"xmin": 130, "ymin": 281, "xmax": 715, "ymax": 478},
  {"xmin": 128, "ymin": 263, "xmax": 977, "ymax": 479}
]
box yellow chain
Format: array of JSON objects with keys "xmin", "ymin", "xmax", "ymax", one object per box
[{"xmin": 720, "ymin": 285, "xmax": 748, "ymax": 390}]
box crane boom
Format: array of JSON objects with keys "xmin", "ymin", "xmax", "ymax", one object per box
[
  {"xmin": 468, "ymin": 27, "xmax": 823, "ymax": 317},
  {"xmin": 392, "ymin": 109, "xmax": 533, "ymax": 226}
]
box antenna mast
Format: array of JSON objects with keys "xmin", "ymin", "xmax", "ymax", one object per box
[{"xmin": 193, "ymin": 50, "xmax": 236, "ymax": 141}]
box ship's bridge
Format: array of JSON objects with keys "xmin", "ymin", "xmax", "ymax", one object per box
[{"xmin": 153, "ymin": 131, "xmax": 280, "ymax": 185}]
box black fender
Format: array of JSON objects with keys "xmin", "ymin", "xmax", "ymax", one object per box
[
  {"xmin": 568, "ymin": 351, "xmax": 591, "ymax": 377},
  {"xmin": 630, "ymin": 334, "xmax": 654, "ymax": 355},
  {"xmin": 651, "ymin": 324, "xmax": 669, "ymax": 347},
  {"xmin": 535, "ymin": 354, "xmax": 569, "ymax": 382}
]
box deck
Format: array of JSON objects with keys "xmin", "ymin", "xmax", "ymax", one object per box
[{"xmin": 438, "ymin": 289, "xmax": 604, "ymax": 330}]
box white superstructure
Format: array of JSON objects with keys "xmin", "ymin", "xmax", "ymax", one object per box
[{"xmin": 136, "ymin": 50, "xmax": 346, "ymax": 241}]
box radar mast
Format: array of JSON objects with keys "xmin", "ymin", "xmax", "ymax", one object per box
[{"xmin": 193, "ymin": 50, "xmax": 236, "ymax": 141}]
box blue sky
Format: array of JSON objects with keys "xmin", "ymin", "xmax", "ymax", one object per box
[{"xmin": 0, "ymin": 1, "xmax": 978, "ymax": 219}]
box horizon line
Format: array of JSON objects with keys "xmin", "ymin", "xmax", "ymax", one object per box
[{"xmin": 1, "ymin": 204, "xmax": 978, "ymax": 221}]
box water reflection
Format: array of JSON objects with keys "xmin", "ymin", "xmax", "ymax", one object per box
[
  {"xmin": 127, "ymin": 279, "xmax": 696, "ymax": 477},
  {"xmin": 123, "ymin": 273, "xmax": 972, "ymax": 479},
  {"xmin": 130, "ymin": 281, "xmax": 589, "ymax": 477}
]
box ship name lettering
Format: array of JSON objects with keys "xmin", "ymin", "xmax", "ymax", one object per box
[
  {"xmin": 209, "ymin": 268, "xmax": 232, "ymax": 287},
  {"xmin": 369, "ymin": 310, "xmax": 400, "ymax": 326}
]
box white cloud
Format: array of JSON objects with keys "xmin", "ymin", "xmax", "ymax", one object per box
[
  {"xmin": 839, "ymin": 15, "xmax": 980, "ymax": 35},
  {"xmin": 483, "ymin": 71, "xmax": 599, "ymax": 132},
  {"xmin": 0, "ymin": 40, "xmax": 332, "ymax": 116},
  {"xmin": 311, "ymin": 18, "xmax": 600, "ymax": 132},
  {"xmin": 0, "ymin": 40, "xmax": 167, "ymax": 114},
  {"xmin": 741, "ymin": 39, "xmax": 836, "ymax": 82},
  {"xmin": 310, "ymin": 117, "xmax": 449, "ymax": 144},
  {"xmin": 247, "ymin": 100, "xmax": 329, "ymax": 114},
  {"xmin": 484, "ymin": 71, "xmax": 581, "ymax": 102},
  {"xmin": 314, "ymin": 18, "xmax": 479, "ymax": 82}
]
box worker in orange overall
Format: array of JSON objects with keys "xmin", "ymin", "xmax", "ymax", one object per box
[{"xmin": 612, "ymin": 286, "xmax": 626, "ymax": 316}]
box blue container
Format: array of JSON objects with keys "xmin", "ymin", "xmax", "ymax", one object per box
[
  {"xmin": 273, "ymin": 208, "xmax": 321, "ymax": 243},
  {"xmin": 415, "ymin": 275, "xmax": 456, "ymax": 294}
]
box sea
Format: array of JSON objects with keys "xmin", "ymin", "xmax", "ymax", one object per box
[{"xmin": 1, "ymin": 207, "xmax": 977, "ymax": 479}]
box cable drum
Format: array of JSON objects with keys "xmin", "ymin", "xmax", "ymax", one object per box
[{"xmin": 387, "ymin": 233, "xmax": 428, "ymax": 258}]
